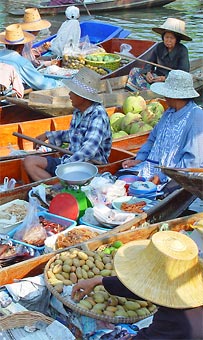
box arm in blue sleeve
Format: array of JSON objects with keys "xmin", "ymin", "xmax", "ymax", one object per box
[
  {"xmin": 136, "ymin": 125, "xmax": 158, "ymax": 161},
  {"xmin": 46, "ymin": 130, "xmax": 70, "ymax": 146},
  {"xmin": 20, "ymin": 58, "xmax": 59, "ymax": 90}
]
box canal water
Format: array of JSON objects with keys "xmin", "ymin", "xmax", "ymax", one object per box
[{"xmin": 0, "ymin": 0, "xmax": 202, "ymax": 60}]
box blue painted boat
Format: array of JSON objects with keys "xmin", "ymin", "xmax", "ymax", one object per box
[{"xmin": 33, "ymin": 20, "xmax": 130, "ymax": 50}]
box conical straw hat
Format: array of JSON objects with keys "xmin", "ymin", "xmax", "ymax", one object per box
[
  {"xmin": 114, "ymin": 231, "xmax": 203, "ymax": 308},
  {"xmin": 152, "ymin": 17, "xmax": 192, "ymax": 41},
  {"xmin": 0, "ymin": 24, "xmax": 34, "ymax": 45},
  {"xmin": 20, "ymin": 8, "xmax": 51, "ymax": 32}
]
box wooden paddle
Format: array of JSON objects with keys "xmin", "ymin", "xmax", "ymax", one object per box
[
  {"xmin": 115, "ymin": 52, "xmax": 173, "ymax": 71},
  {"xmin": 13, "ymin": 132, "xmax": 103, "ymax": 166},
  {"xmin": 159, "ymin": 166, "xmax": 203, "ymax": 173}
]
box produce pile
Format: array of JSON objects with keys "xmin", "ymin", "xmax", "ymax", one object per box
[
  {"xmin": 46, "ymin": 247, "xmax": 156, "ymax": 319},
  {"xmin": 62, "ymin": 54, "xmax": 109, "ymax": 75},
  {"xmin": 110, "ymin": 95, "xmax": 165, "ymax": 139}
]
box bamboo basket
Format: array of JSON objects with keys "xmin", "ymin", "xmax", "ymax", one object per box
[
  {"xmin": 0, "ymin": 311, "xmax": 53, "ymax": 330},
  {"xmin": 44, "ymin": 253, "xmax": 157, "ymax": 324}
]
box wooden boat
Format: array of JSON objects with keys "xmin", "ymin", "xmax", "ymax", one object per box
[
  {"xmin": 0, "ymin": 147, "xmax": 135, "ymax": 197},
  {"xmin": 1, "ymin": 97, "xmax": 168, "ymax": 157},
  {"xmin": 0, "ymin": 210, "xmax": 201, "ymax": 286},
  {"xmin": 160, "ymin": 167, "xmax": 203, "ymax": 200},
  {"xmin": 8, "ymin": 0, "xmax": 176, "ymax": 16}
]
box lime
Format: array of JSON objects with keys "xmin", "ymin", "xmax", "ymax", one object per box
[
  {"xmin": 112, "ymin": 240, "xmax": 123, "ymax": 249},
  {"xmin": 103, "ymin": 248, "xmax": 111, "ymax": 254},
  {"xmin": 109, "ymin": 246, "xmax": 116, "ymax": 253}
]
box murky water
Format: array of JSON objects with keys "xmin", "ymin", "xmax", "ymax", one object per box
[{"xmin": 0, "ymin": 0, "xmax": 203, "ymax": 59}]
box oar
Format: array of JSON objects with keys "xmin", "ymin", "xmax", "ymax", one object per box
[
  {"xmin": 78, "ymin": 0, "xmax": 93, "ymax": 18},
  {"xmin": 115, "ymin": 52, "xmax": 173, "ymax": 71},
  {"xmin": 13, "ymin": 132, "xmax": 103, "ymax": 166},
  {"xmin": 158, "ymin": 166, "xmax": 203, "ymax": 173}
]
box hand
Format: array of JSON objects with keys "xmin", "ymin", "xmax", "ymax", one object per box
[
  {"xmin": 0, "ymin": 84, "xmax": 7, "ymax": 93},
  {"xmin": 42, "ymin": 42, "xmax": 51, "ymax": 50},
  {"xmin": 145, "ymin": 72, "xmax": 154, "ymax": 84},
  {"xmin": 149, "ymin": 175, "xmax": 160, "ymax": 185},
  {"xmin": 153, "ymin": 76, "xmax": 165, "ymax": 83},
  {"xmin": 71, "ymin": 277, "xmax": 103, "ymax": 301},
  {"xmin": 34, "ymin": 133, "xmax": 47, "ymax": 149},
  {"xmin": 122, "ymin": 159, "xmax": 141, "ymax": 169}
]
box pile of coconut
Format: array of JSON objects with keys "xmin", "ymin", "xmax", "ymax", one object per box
[{"xmin": 110, "ymin": 95, "xmax": 165, "ymax": 139}]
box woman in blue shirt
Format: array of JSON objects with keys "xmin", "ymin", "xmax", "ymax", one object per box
[{"xmin": 122, "ymin": 70, "xmax": 203, "ymax": 185}]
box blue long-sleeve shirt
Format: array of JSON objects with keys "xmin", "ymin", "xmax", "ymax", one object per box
[
  {"xmin": 134, "ymin": 100, "xmax": 203, "ymax": 182},
  {"xmin": 0, "ymin": 49, "xmax": 59, "ymax": 90}
]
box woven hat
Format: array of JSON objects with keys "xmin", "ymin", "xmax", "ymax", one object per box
[
  {"xmin": 63, "ymin": 67, "xmax": 102, "ymax": 103},
  {"xmin": 152, "ymin": 18, "xmax": 192, "ymax": 41},
  {"xmin": 20, "ymin": 8, "xmax": 51, "ymax": 32},
  {"xmin": 114, "ymin": 231, "xmax": 203, "ymax": 308},
  {"xmin": 150, "ymin": 70, "xmax": 199, "ymax": 99},
  {"xmin": 65, "ymin": 6, "xmax": 80, "ymax": 20},
  {"xmin": 0, "ymin": 23, "xmax": 35, "ymax": 45}
]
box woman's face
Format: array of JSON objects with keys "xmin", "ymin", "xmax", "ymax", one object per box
[{"xmin": 163, "ymin": 32, "xmax": 177, "ymax": 51}]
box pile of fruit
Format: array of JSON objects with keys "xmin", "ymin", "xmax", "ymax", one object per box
[
  {"xmin": 62, "ymin": 54, "xmax": 108, "ymax": 75},
  {"xmin": 110, "ymin": 95, "xmax": 165, "ymax": 139},
  {"xmin": 46, "ymin": 247, "xmax": 156, "ymax": 319}
]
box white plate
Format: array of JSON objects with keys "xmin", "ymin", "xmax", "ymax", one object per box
[
  {"xmin": 112, "ymin": 196, "xmax": 156, "ymax": 214},
  {"xmin": 0, "ymin": 199, "xmax": 29, "ymax": 234}
]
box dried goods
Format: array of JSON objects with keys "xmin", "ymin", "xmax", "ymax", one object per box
[
  {"xmin": 56, "ymin": 227, "xmax": 99, "ymax": 248},
  {"xmin": 120, "ymin": 201, "xmax": 147, "ymax": 213}
]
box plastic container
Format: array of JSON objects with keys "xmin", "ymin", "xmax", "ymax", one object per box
[
  {"xmin": 44, "ymin": 224, "xmax": 107, "ymax": 253},
  {"xmin": 8, "ymin": 211, "xmax": 77, "ymax": 252},
  {"xmin": 118, "ymin": 175, "xmax": 146, "ymax": 184},
  {"xmin": 0, "ymin": 199, "xmax": 29, "ymax": 235}
]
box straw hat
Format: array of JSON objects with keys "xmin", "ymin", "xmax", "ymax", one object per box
[
  {"xmin": 65, "ymin": 6, "xmax": 80, "ymax": 20},
  {"xmin": 150, "ymin": 70, "xmax": 199, "ymax": 99},
  {"xmin": 63, "ymin": 67, "xmax": 102, "ymax": 103},
  {"xmin": 114, "ymin": 231, "xmax": 203, "ymax": 308},
  {"xmin": 0, "ymin": 23, "xmax": 35, "ymax": 45},
  {"xmin": 20, "ymin": 8, "xmax": 51, "ymax": 32},
  {"xmin": 152, "ymin": 18, "xmax": 192, "ymax": 41}
]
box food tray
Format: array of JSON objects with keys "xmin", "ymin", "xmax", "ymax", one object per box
[
  {"xmin": 44, "ymin": 224, "xmax": 107, "ymax": 253},
  {"xmin": 85, "ymin": 53, "xmax": 121, "ymax": 71},
  {"xmin": 44, "ymin": 252, "xmax": 157, "ymax": 324},
  {"xmin": 0, "ymin": 199, "xmax": 29, "ymax": 234},
  {"xmin": 8, "ymin": 211, "xmax": 77, "ymax": 252},
  {"xmin": 112, "ymin": 196, "xmax": 158, "ymax": 214}
]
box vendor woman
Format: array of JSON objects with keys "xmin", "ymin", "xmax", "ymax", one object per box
[{"xmin": 72, "ymin": 231, "xmax": 203, "ymax": 339}]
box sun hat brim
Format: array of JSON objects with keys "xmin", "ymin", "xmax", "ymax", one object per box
[
  {"xmin": 20, "ymin": 19, "xmax": 51, "ymax": 32},
  {"xmin": 152, "ymin": 27, "xmax": 192, "ymax": 41},
  {"xmin": 114, "ymin": 236, "xmax": 203, "ymax": 309},
  {"xmin": 0, "ymin": 31, "xmax": 35, "ymax": 45},
  {"xmin": 150, "ymin": 81, "xmax": 199, "ymax": 99},
  {"xmin": 63, "ymin": 77, "xmax": 103, "ymax": 103}
]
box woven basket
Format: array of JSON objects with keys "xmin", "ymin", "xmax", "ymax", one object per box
[
  {"xmin": 0, "ymin": 311, "xmax": 53, "ymax": 331},
  {"xmin": 85, "ymin": 53, "xmax": 121, "ymax": 71},
  {"xmin": 44, "ymin": 254, "xmax": 157, "ymax": 324}
]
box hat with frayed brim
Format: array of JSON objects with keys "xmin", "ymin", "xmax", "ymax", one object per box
[
  {"xmin": 0, "ymin": 23, "xmax": 35, "ymax": 45},
  {"xmin": 63, "ymin": 67, "xmax": 102, "ymax": 103},
  {"xmin": 114, "ymin": 231, "xmax": 203, "ymax": 309},
  {"xmin": 150, "ymin": 70, "xmax": 199, "ymax": 99},
  {"xmin": 20, "ymin": 8, "xmax": 51, "ymax": 32},
  {"xmin": 152, "ymin": 18, "xmax": 192, "ymax": 41}
]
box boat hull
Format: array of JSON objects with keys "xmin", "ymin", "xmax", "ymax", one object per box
[{"xmin": 8, "ymin": 0, "xmax": 176, "ymax": 16}]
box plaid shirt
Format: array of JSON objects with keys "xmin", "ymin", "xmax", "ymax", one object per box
[{"xmin": 46, "ymin": 103, "xmax": 112, "ymax": 164}]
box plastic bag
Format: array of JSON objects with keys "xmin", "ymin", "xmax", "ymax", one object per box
[
  {"xmin": 51, "ymin": 18, "xmax": 81, "ymax": 57},
  {"xmin": 13, "ymin": 197, "xmax": 47, "ymax": 247},
  {"xmin": 120, "ymin": 43, "xmax": 135, "ymax": 57}
]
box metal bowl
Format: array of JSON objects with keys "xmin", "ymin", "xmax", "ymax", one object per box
[{"xmin": 55, "ymin": 162, "xmax": 98, "ymax": 185}]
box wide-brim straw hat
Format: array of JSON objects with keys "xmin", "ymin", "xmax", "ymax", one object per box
[
  {"xmin": 0, "ymin": 23, "xmax": 35, "ymax": 45},
  {"xmin": 114, "ymin": 231, "xmax": 203, "ymax": 309},
  {"xmin": 152, "ymin": 18, "xmax": 192, "ymax": 41},
  {"xmin": 63, "ymin": 67, "xmax": 102, "ymax": 103},
  {"xmin": 20, "ymin": 8, "xmax": 51, "ymax": 32},
  {"xmin": 150, "ymin": 70, "xmax": 199, "ymax": 99}
]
